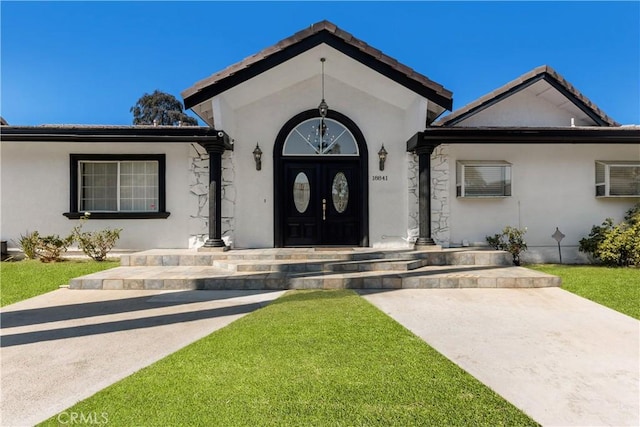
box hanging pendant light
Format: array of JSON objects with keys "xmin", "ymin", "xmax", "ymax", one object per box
[
  {"xmin": 318, "ymin": 58, "xmax": 328, "ymax": 118},
  {"xmin": 317, "ymin": 57, "xmax": 329, "ymax": 149}
]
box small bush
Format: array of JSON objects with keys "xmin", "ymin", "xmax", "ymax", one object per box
[
  {"xmin": 577, "ymin": 218, "xmax": 614, "ymax": 260},
  {"xmin": 598, "ymin": 223, "xmax": 640, "ymax": 267},
  {"xmin": 36, "ymin": 234, "xmax": 73, "ymax": 263},
  {"xmin": 71, "ymin": 213, "xmax": 122, "ymax": 261},
  {"xmin": 17, "ymin": 231, "xmax": 40, "ymax": 259},
  {"xmin": 13, "ymin": 213, "xmax": 123, "ymax": 263},
  {"xmin": 579, "ymin": 204, "xmax": 640, "ymax": 267},
  {"xmin": 486, "ymin": 226, "xmax": 528, "ymax": 266}
]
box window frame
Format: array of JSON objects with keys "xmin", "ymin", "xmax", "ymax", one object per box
[
  {"xmin": 64, "ymin": 154, "xmax": 170, "ymax": 219},
  {"xmin": 456, "ymin": 160, "xmax": 512, "ymax": 198},
  {"xmin": 595, "ymin": 161, "xmax": 640, "ymax": 198},
  {"xmin": 282, "ymin": 117, "xmax": 359, "ymax": 157}
]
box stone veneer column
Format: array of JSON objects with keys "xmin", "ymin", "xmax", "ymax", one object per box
[
  {"xmin": 220, "ymin": 151, "xmax": 236, "ymax": 245},
  {"xmin": 189, "ymin": 148, "xmax": 236, "ymax": 248},
  {"xmin": 431, "ymin": 144, "xmax": 450, "ymax": 246},
  {"xmin": 189, "ymin": 147, "xmax": 209, "ymax": 246},
  {"xmin": 407, "ymin": 152, "xmax": 419, "ymax": 240},
  {"xmin": 415, "ymin": 142, "xmax": 440, "ymax": 248}
]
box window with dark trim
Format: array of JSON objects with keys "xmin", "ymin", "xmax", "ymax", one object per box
[{"xmin": 64, "ymin": 154, "xmax": 170, "ymax": 219}]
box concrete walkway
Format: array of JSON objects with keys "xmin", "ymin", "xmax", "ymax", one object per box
[
  {"xmin": 2, "ymin": 287, "xmax": 638, "ymax": 426},
  {"xmin": 360, "ymin": 288, "xmax": 640, "ymax": 427},
  {"xmin": 0, "ymin": 289, "xmax": 285, "ymax": 426}
]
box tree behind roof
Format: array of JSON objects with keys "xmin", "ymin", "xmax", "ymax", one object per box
[{"xmin": 130, "ymin": 90, "xmax": 198, "ymax": 126}]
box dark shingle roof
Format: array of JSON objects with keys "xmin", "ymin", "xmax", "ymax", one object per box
[
  {"xmin": 182, "ymin": 20, "xmax": 453, "ymax": 111},
  {"xmin": 434, "ymin": 65, "xmax": 620, "ymax": 127}
]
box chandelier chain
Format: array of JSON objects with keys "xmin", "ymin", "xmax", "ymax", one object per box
[{"xmin": 321, "ymin": 57, "xmax": 325, "ymax": 100}]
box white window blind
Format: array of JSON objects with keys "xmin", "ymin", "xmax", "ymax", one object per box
[
  {"xmin": 457, "ymin": 161, "xmax": 512, "ymax": 198},
  {"xmin": 595, "ymin": 161, "xmax": 640, "ymax": 197},
  {"xmin": 79, "ymin": 160, "xmax": 159, "ymax": 212}
]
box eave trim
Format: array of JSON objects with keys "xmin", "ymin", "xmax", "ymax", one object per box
[
  {"xmin": 1, "ymin": 126, "xmax": 232, "ymax": 148},
  {"xmin": 407, "ymin": 127, "xmax": 640, "ymax": 149}
]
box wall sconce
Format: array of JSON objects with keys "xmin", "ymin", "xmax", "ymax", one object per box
[
  {"xmin": 253, "ymin": 143, "xmax": 262, "ymax": 171},
  {"xmin": 378, "ymin": 144, "xmax": 388, "ymax": 171}
]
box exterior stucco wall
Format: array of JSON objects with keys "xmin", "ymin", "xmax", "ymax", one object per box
[
  {"xmin": 1, "ymin": 141, "xmax": 195, "ymax": 250},
  {"xmin": 223, "ymin": 75, "xmax": 425, "ymax": 248},
  {"xmin": 445, "ymin": 143, "xmax": 639, "ymax": 263},
  {"xmin": 456, "ymin": 89, "xmax": 594, "ymax": 127}
]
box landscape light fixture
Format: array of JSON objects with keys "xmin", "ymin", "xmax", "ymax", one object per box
[
  {"xmin": 253, "ymin": 143, "xmax": 262, "ymax": 171},
  {"xmin": 552, "ymin": 227, "xmax": 566, "ymax": 264}
]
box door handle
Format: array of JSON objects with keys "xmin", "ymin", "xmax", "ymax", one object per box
[{"xmin": 322, "ymin": 198, "xmax": 327, "ymax": 221}]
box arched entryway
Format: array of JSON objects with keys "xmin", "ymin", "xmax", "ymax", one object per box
[{"xmin": 274, "ymin": 110, "xmax": 368, "ymax": 247}]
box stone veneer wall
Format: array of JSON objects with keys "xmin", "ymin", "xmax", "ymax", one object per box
[
  {"xmin": 407, "ymin": 153, "xmax": 419, "ymax": 243},
  {"xmin": 188, "ymin": 145, "xmax": 236, "ymax": 248},
  {"xmin": 407, "ymin": 144, "xmax": 451, "ymax": 247},
  {"xmin": 431, "ymin": 144, "xmax": 450, "ymax": 247}
]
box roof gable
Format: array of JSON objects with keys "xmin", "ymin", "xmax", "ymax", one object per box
[
  {"xmin": 182, "ymin": 20, "xmax": 453, "ymax": 112},
  {"xmin": 435, "ymin": 65, "xmax": 619, "ymax": 127}
]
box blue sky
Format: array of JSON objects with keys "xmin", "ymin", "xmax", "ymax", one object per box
[{"xmin": 1, "ymin": 1, "xmax": 639, "ymax": 126}]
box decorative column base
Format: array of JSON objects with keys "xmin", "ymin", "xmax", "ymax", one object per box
[
  {"xmin": 414, "ymin": 237, "xmax": 442, "ymax": 251},
  {"xmin": 198, "ymin": 240, "xmax": 228, "ymax": 252},
  {"xmin": 414, "ymin": 244, "xmax": 442, "ymax": 251},
  {"xmin": 415, "ymin": 237, "xmax": 435, "ymax": 246}
]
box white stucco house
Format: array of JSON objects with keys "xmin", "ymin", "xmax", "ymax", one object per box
[{"xmin": 2, "ymin": 21, "xmax": 638, "ymax": 263}]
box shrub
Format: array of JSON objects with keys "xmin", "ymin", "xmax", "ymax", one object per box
[
  {"xmin": 626, "ymin": 203, "xmax": 640, "ymax": 226},
  {"xmin": 17, "ymin": 231, "xmax": 40, "ymax": 259},
  {"xmin": 71, "ymin": 213, "xmax": 122, "ymax": 261},
  {"xmin": 598, "ymin": 222, "xmax": 640, "ymax": 267},
  {"xmin": 36, "ymin": 234, "xmax": 73, "ymax": 263},
  {"xmin": 580, "ymin": 204, "xmax": 640, "ymax": 267},
  {"xmin": 486, "ymin": 226, "xmax": 528, "ymax": 266},
  {"xmin": 577, "ymin": 218, "xmax": 614, "ymax": 260}
]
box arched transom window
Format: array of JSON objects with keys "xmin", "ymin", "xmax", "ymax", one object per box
[{"xmin": 283, "ymin": 118, "xmax": 359, "ymax": 156}]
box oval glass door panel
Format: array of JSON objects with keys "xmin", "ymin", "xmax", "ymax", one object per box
[
  {"xmin": 332, "ymin": 172, "xmax": 349, "ymax": 213},
  {"xmin": 293, "ymin": 172, "xmax": 310, "ymax": 213}
]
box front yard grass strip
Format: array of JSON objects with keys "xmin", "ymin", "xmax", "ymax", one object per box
[
  {"xmin": 529, "ymin": 265, "xmax": 639, "ymax": 320},
  {"xmin": 0, "ymin": 259, "xmax": 119, "ymax": 307},
  {"xmin": 41, "ymin": 290, "xmax": 536, "ymax": 426}
]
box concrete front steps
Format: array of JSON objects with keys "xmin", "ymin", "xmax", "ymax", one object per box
[{"xmin": 69, "ymin": 248, "xmax": 561, "ymax": 290}]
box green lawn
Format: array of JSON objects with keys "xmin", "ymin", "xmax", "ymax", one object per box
[
  {"xmin": 529, "ymin": 265, "xmax": 640, "ymax": 320},
  {"xmin": 0, "ymin": 259, "xmax": 119, "ymax": 307},
  {"xmin": 40, "ymin": 290, "xmax": 537, "ymax": 426}
]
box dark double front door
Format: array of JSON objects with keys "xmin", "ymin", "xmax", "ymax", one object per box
[{"xmin": 283, "ymin": 160, "xmax": 360, "ymax": 246}]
